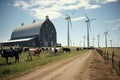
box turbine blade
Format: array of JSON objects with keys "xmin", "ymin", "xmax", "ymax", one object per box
[
  {"xmin": 65, "ymin": 15, "xmax": 69, "ymax": 20},
  {"xmin": 71, "ymin": 10, "xmax": 76, "ymax": 17},
  {"xmin": 84, "ymin": 12, "xmax": 89, "ymax": 20},
  {"xmin": 88, "ymin": 22, "xmax": 91, "ymax": 32},
  {"xmin": 91, "ymin": 19, "xmax": 96, "ymax": 21},
  {"xmin": 69, "ymin": 17, "xmax": 73, "ymax": 29},
  {"xmin": 107, "ymin": 32, "xmax": 110, "ymax": 37}
]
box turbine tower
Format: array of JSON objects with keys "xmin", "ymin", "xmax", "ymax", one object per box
[
  {"xmin": 97, "ymin": 34, "xmax": 100, "ymax": 48},
  {"xmin": 104, "ymin": 31, "xmax": 109, "ymax": 48},
  {"xmin": 65, "ymin": 15, "xmax": 72, "ymax": 46},
  {"xmin": 110, "ymin": 40, "xmax": 112, "ymax": 47},
  {"xmin": 84, "ymin": 13, "xmax": 96, "ymax": 48},
  {"xmin": 92, "ymin": 38, "xmax": 95, "ymax": 47},
  {"xmin": 83, "ymin": 35, "xmax": 86, "ymax": 47}
]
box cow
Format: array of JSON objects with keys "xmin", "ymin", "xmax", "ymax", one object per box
[
  {"xmin": 27, "ymin": 47, "xmax": 42, "ymax": 61},
  {"xmin": 23, "ymin": 47, "xmax": 29, "ymax": 52},
  {"xmin": 47, "ymin": 47, "xmax": 63, "ymax": 55},
  {"xmin": 47, "ymin": 47, "xmax": 57, "ymax": 55},
  {"xmin": 62, "ymin": 48, "xmax": 71, "ymax": 53},
  {"xmin": 55, "ymin": 47, "xmax": 63, "ymax": 54},
  {"xmin": 76, "ymin": 48, "xmax": 81, "ymax": 51},
  {"xmin": 0, "ymin": 47, "xmax": 23, "ymax": 64}
]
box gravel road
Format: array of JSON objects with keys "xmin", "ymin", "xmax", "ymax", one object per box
[{"xmin": 13, "ymin": 50, "xmax": 120, "ymax": 80}]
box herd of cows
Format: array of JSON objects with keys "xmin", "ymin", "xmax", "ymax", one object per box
[{"xmin": 0, "ymin": 46, "xmax": 82, "ymax": 64}]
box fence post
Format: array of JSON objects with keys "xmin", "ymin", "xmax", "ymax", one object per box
[
  {"xmin": 119, "ymin": 60, "xmax": 120, "ymax": 70},
  {"xmin": 104, "ymin": 50, "xmax": 106, "ymax": 60},
  {"xmin": 106, "ymin": 51, "xmax": 109, "ymax": 61},
  {"xmin": 112, "ymin": 51, "xmax": 115, "ymax": 68}
]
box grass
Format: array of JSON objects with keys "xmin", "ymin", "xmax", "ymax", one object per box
[
  {"xmin": 101, "ymin": 47, "xmax": 120, "ymax": 57},
  {"xmin": 0, "ymin": 49, "xmax": 86, "ymax": 79},
  {"xmin": 100, "ymin": 48, "xmax": 120, "ymax": 76}
]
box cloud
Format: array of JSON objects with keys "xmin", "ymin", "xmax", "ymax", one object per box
[
  {"xmin": 13, "ymin": 0, "xmax": 30, "ymax": 10},
  {"xmin": 12, "ymin": 0, "xmax": 118, "ymax": 20},
  {"xmin": 106, "ymin": 19, "xmax": 120, "ymax": 24},
  {"xmin": 89, "ymin": 5, "xmax": 100, "ymax": 9},
  {"xmin": 58, "ymin": 0, "xmax": 78, "ymax": 5},
  {"xmin": 72, "ymin": 16, "xmax": 86, "ymax": 21},
  {"xmin": 102, "ymin": 0, "xmax": 117, "ymax": 4},
  {"xmin": 110, "ymin": 25, "xmax": 120, "ymax": 31},
  {"xmin": 96, "ymin": 0, "xmax": 117, "ymax": 4},
  {"xmin": 31, "ymin": 8, "xmax": 62, "ymax": 19},
  {"xmin": 111, "ymin": 25, "xmax": 120, "ymax": 30},
  {"xmin": 106, "ymin": 19, "xmax": 120, "ymax": 31}
]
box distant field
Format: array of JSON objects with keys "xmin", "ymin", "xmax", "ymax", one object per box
[
  {"xmin": 101, "ymin": 47, "xmax": 120, "ymax": 57},
  {"xmin": 0, "ymin": 49, "xmax": 86, "ymax": 79}
]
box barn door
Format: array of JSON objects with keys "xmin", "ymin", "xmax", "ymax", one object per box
[{"xmin": 43, "ymin": 29, "xmax": 49, "ymax": 47}]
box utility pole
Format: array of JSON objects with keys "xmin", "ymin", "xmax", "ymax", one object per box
[
  {"xmin": 97, "ymin": 35, "xmax": 100, "ymax": 48},
  {"xmin": 110, "ymin": 40, "xmax": 112, "ymax": 47},
  {"xmin": 104, "ymin": 31, "xmax": 108, "ymax": 48}
]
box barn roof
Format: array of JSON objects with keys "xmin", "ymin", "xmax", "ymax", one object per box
[
  {"xmin": 2, "ymin": 37, "xmax": 34, "ymax": 43},
  {"xmin": 11, "ymin": 20, "xmax": 45, "ymax": 39}
]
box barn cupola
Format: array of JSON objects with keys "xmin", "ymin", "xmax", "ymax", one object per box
[
  {"xmin": 21, "ymin": 23, "xmax": 24, "ymax": 26},
  {"xmin": 46, "ymin": 15, "xmax": 49, "ymax": 20},
  {"xmin": 33, "ymin": 20, "xmax": 36, "ymax": 23}
]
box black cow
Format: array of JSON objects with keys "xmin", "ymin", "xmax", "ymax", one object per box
[
  {"xmin": 62, "ymin": 48, "xmax": 70, "ymax": 53},
  {"xmin": 1, "ymin": 47, "xmax": 23, "ymax": 64},
  {"xmin": 76, "ymin": 48, "xmax": 81, "ymax": 51},
  {"xmin": 23, "ymin": 47, "xmax": 29, "ymax": 52}
]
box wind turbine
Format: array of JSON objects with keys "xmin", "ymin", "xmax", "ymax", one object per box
[
  {"xmin": 104, "ymin": 31, "xmax": 109, "ymax": 48},
  {"xmin": 65, "ymin": 11, "xmax": 76, "ymax": 47},
  {"xmin": 110, "ymin": 39, "xmax": 112, "ymax": 47},
  {"xmin": 83, "ymin": 35, "xmax": 86, "ymax": 47},
  {"xmin": 84, "ymin": 13, "xmax": 96, "ymax": 48}
]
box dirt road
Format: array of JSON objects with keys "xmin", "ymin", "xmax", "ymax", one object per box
[{"xmin": 13, "ymin": 50, "xmax": 120, "ymax": 80}]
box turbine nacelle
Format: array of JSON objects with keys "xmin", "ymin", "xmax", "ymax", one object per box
[
  {"xmin": 85, "ymin": 20, "xmax": 90, "ymax": 23},
  {"xmin": 65, "ymin": 15, "xmax": 70, "ymax": 20}
]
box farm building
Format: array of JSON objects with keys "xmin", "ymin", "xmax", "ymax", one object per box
[{"xmin": 2, "ymin": 16, "xmax": 57, "ymax": 47}]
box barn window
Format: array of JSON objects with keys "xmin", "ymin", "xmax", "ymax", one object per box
[
  {"xmin": 46, "ymin": 24, "xmax": 48, "ymax": 27},
  {"xmin": 50, "ymin": 34, "xmax": 52, "ymax": 37}
]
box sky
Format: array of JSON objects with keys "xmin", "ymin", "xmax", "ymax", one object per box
[{"xmin": 0, "ymin": 0, "xmax": 120, "ymax": 47}]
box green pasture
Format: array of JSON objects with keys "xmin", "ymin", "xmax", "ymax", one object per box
[{"xmin": 0, "ymin": 49, "xmax": 86, "ymax": 79}]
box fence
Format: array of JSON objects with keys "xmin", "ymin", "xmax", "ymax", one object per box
[{"xmin": 96, "ymin": 49, "xmax": 120, "ymax": 76}]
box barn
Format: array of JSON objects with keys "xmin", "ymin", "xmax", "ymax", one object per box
[{"xmin": 2, "ymin": 16, "xmax": 57, "ymax": 47}]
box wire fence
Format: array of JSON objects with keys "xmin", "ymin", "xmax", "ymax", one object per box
[{"xmin": 96, "ymin": 48, "xmax": 120, "ymax": 76}]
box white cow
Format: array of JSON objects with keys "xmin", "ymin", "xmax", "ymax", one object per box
[{"xmin": 27, "ymin": 48, "xmax": 42, "ymax": 61}]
